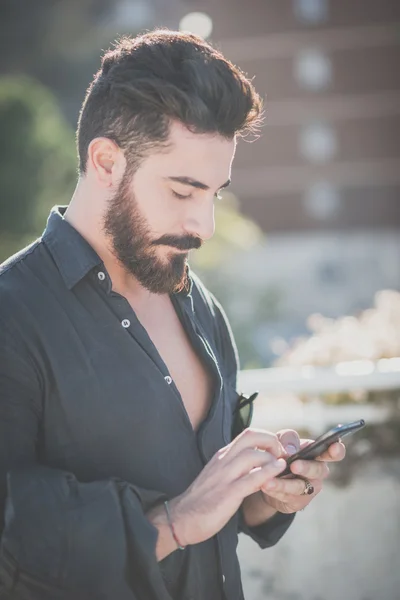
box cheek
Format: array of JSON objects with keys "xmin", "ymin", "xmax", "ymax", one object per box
[{"xmin": 145, "ymin": 190, "xmax": 182, "ymax": 235}]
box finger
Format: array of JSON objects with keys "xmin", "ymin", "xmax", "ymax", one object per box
[
  {"xmin": 290, "ymin": 459, "xmax": 330, "ymax": 480},
  {"xmin": 317, "ymin": 441, "xmax": 346, "ymax": 462},
  {"xmin": 234, "ymin": 458, "xmax": 288, "ymax": 497},
  {"xmin": 261, "ymin": 475, "xmax": 315, "ymax": 496},
  {"xmin": 276, "ymin": 429, "xmax": 301, "ymax": 457},
  {"xmin": 227, "ymin": 448, "xmax": 286, "ymax": 480},
  {"xmin": 228, "ymin": 428, "xmax": 285, "ymax": 460},
  {"xmin": 262, "ymin": 479, "xmax": 322, "ymax": 501}
]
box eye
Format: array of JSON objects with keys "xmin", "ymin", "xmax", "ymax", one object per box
[
  {"xmin": 171, "ymin": 189, "xmax": 223, "ymax": 201},
  {"xmin": 172, "ymin": 190, "xmax": 192, "ymax": 200}
]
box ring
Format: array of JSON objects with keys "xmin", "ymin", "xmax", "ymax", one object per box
[{"xmin": 301, "ymin": 478, "xmax": 314, "ymax": 495}]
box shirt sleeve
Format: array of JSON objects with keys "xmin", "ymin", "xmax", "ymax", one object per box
[
  {"xmin": 209, "ymin": 294, "xmax": 296, "ymax": 549},
  {"xmin": 0, "ymin": 317, "xmax": 172, "ymax": 599},
  {"xmin": 237, "ymin": 506, "xmax": 295, "ymax": 549}
]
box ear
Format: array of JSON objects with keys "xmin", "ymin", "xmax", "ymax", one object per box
[{"xmin": 86, "ymin": 137, "xmax": 126, "ymax": 187}]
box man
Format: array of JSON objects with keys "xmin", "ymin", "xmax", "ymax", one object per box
[{"xmin": 0, "ymin": 30, "xmax": 345, "ymax": 599}]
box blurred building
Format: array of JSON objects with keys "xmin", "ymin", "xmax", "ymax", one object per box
[
  {"xmin": 22, "ymin": 0, "xmax": 399, "ymax": 360},
  {"xmin": 173, "ymin": 0, "xmax": 400, "ymax": 356}
]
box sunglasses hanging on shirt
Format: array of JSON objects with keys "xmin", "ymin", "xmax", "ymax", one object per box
[{"xmin": 232, "ymin": 391, "xmax": 258, "ymax": 439}]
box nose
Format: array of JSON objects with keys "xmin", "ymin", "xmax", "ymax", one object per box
[{"xmin": 183, "ymin": 199, "xmax": 215, "ymax": 242}]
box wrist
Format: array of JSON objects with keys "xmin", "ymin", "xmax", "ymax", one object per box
[
  {"xmin": 241, "ymin": 491, "xmax": 278, "ymax": 527},
  {"xmin": 164, "ymin": 500, "xmax": 186, "ymax": 550},
  {"xmin": 166, "ymin": 495, "xmax": 192, "ymax": 548},
  {"xmin": 259, "ymin": 490, "xmax": 273, "ymax": 508},
  {"xmin": 146, "ymin": 496, "xmax": 191, "ymax": 561}
]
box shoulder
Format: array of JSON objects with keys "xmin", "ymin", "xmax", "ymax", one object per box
[
  {"xmin": 0, "ymin": 240, "xmax": 54, "ymax": 393},
  {"xmin": 0, "ymin": 237, "xmax": 42, "ymax": 289},
  {"xmin": 0, "ymin": 238, "xmax": 45, "ymax": 327}
]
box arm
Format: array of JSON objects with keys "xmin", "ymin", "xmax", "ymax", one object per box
[
  {"xmin": 0, "ymin": 311, "xmax": 291, "ymax": 599},
  {"xmin": 241, "ymin": 490, "xmax": 277, "ymax": 526},
  {"xmin": 212, "ymin": 296, "xmax": 343, "ymax": 533},
  {"xmin": 0, "ymin": 318, "xmax": 174, "ymax": 599},
  {"xmin": 210, "ymin": 293, "xmax": 296, "ymax": 546}
]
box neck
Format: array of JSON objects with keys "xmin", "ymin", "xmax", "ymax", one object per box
[{"xmin": 64, "ymin": 181, "xmax": 156, "ymax": 308}]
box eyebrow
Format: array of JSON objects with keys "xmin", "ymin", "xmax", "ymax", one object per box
[{"xmin": 166, "ymin": 176, "xmax": 231, "ymax": 191}]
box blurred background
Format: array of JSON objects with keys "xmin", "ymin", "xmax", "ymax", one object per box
[{"xmin": 1, "ymin": 1, "xmax": 400, "ymax": 598}]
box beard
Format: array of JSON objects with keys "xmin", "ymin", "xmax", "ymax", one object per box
[{"xmin": 102, "ymin": 171, "xmax": 202, "ymax": 295}]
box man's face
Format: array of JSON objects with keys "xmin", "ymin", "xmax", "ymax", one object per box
[{"xmin": 103, "ymin": 121, "xmax": 236, "ymax": 294}]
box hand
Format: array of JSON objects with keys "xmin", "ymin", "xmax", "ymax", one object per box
[
  {"xmin": 259, "ymin": 429, "xmax": 346, "ymax": 514},
  {"xmin": 171, "ymin": 428, "xmax": 288, "ymax": 546}
]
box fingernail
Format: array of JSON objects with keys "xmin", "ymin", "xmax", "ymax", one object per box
[
  {"xmin": 274, "ymin": 458, "xmax": 286, "ymax": 469},
  {"xmin": 285, "ymin": 444, "xmax": 297, "ymax": 456}
]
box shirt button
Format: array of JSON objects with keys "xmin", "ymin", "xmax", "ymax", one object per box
[
  {"xmin": 97, "ymin": 271, "xmax": 106, "ymax": 281},
  {"xmin": 222, "ymin": 574, "xmax": 226, "ymax": 584},
  {"xmin": 121, "ymin": 319, "xmax": 131, "ymax": 328},
  {"xmin": 164, "ymin": 376, "xmax": 172, "ymax": 385}
]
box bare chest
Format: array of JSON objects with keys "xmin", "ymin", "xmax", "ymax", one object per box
[{"xmin": 135, "ymin": 302, "xmax": 213, "ymax": 432}]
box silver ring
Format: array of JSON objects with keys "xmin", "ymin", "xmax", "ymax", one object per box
[{"xmin": 301, "ymin": 478, "xmax": 314, "ymax": 496}]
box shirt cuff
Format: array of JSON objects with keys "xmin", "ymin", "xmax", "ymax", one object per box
[{"xmin": 238, "ymin": 506, "xmax": 295, "ymax": 549}]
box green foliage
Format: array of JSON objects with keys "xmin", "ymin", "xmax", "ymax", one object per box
[{"xmin": 0, "ymin": 76, "xmax": 76, "ymax": 260}]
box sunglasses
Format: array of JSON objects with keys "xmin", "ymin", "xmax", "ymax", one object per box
[{"xmin": 232, "ymin": 391, "xmax": 258, "ymax": 439}]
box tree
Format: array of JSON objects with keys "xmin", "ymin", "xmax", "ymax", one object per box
[{"xmin": 0, "ymin": 76, "xmax": 76, "ymax": 261}]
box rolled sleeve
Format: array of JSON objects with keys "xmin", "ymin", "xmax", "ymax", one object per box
[
  {"xmin": 237, "ymin": 506, "xmax": 295, "ymax": 549},
  {"xmin": 0, "ymin": 317, "xmax": 172, "ymax": 599},
  {"xmin": 1, "ymin": 466, "xmax": 171, "ymax": 599}
]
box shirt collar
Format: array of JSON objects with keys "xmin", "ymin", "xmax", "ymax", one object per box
[
  {"xmin": 173, "ymin": 265, "xmax": 194, "ymax": 298},
  {"xmin": 42, "ymin": 205, "xmax": 102, "ymax": 290},
  {"xmin": 42, "ymin": 205, "xmax": 194, "ymax": 298}
]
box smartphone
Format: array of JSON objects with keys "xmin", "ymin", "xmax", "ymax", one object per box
[{"xmin": 277, "ymin": 419, "xmax": 366, "ymax": 478}]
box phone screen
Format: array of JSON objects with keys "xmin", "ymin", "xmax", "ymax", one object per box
[{"xmin": 277, "ymin": 419, "xmax": 365, "ymax": 478}]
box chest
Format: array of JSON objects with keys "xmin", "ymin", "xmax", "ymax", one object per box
[
  {"xmin": 37, "ymin": 284, "xmax": 234, "ymax": 494},
  {"xmin": 136, "ymin": 301, "xmax": 214, "ymax": 433}
]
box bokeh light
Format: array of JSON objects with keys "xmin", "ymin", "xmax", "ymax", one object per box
[
  {"xmin": 295, "ymin": 49, "xmax": 332, "ymax": 91},
  {"xmin": 293, "ymin": 0, "xmax": 329, "ymax": 24},
  {"xmin": 179, "ymin": 12, "xmax": 213, "ymax": 39},
  {"xmin": 303, "ymin": 180, "xmax": 341, "ymax": 220},
  {"xmin": 299, "ymin": 122, "xmax": 338, "ymax": 163}
]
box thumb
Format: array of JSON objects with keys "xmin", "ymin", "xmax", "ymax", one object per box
[{"xmin": 276, "ymin": 429, "xmax": 301, "ymax": 457}]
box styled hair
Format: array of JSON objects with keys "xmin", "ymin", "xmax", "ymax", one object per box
[{"xmin": 76, "ymin": 29, "xmax": 263, "ymax": 173}]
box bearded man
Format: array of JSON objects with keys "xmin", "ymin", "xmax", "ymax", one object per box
[{"xmin": 0, "ymin": 30, "xmax": 345, "ymax": 600}]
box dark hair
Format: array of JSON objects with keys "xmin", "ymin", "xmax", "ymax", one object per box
[{"xmin": 76, "ymin": 29, "xmax": 263, "ymax": 174}]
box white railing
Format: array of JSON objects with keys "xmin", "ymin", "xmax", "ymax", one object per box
[
  {"xmin": 238, "ymin": 357, "xmax": 400, "ymax": 395},
  {"xmin": 237, "ymin": 357, "xmax": 400, "ymax": 435}
]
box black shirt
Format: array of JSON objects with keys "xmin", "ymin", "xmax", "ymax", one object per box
[{"xmin": 0, "ymin": 206, "xmax": 294, "ymax": 600}]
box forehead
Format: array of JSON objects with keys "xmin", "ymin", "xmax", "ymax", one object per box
[{"xmin": 138, "ymin": 120, "xmax": 236, "ymax": 186}]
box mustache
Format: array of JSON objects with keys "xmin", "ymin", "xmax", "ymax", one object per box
[{"xmin": 152, "ymin": 235, "xmax": 203, "ymax": 251}]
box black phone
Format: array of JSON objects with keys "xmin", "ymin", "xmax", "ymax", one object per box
[{"xmin": 277, "ymin": 419, "xmax": 366, "ymax": 478}]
